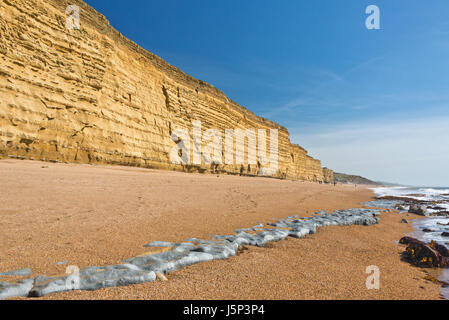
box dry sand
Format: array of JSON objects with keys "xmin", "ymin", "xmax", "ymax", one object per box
[{"xmin": 0, "ymin": 159, "xmax": 442, "ymax": 299}]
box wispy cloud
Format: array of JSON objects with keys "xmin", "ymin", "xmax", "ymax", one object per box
[
  {"xmin": 261, "ymin": 55, "xmax": 386, "ymax": 118},
  {"xmin": 290, "ymin": 116, "xmax": 449, "ymax": 186}
]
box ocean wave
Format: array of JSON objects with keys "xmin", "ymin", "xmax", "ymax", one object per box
[{"xmin": 372, "ymin": 186, "xmax": 449, "ymax": 202}]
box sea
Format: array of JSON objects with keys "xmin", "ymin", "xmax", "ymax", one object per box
[{"xmin": 371, "ymin": 186, "xmax": 449, "ymax": 299}]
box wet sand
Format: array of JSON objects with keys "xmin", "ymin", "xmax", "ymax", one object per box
[{"xmin": 0, "ymin": 159, "xmax": 442, "ymax": 299}]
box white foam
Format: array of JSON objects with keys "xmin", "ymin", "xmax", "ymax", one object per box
[{"xmin": 372, "ymin": 186, "xmax": 449, "ymax": 202}]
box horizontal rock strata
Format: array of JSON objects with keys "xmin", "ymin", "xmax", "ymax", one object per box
[{"xmin": 0, "ymin": 0, "xmax": 333, "ymax": 182}]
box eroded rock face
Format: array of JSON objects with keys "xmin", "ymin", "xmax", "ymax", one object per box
[{"xmin": 0, "ymin": 0, "xmax": 333, "ymax": 182}]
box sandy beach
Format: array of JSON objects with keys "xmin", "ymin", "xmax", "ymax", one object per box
[{"xmin": 0, "ymin": 159, "xmax": 442, "ymax": 299}]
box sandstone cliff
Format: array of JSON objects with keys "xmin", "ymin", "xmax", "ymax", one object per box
[{"xmin": 0, "ymin": 0, "xmax": 333, "ymax": 182}]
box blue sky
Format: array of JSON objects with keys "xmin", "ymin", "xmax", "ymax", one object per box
[{"xmin": 85, "ymin": 0, "xmax": 449, "ymax": 186}]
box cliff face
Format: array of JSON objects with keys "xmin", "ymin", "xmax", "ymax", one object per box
[{"xmin": 0, "ymin": 0, "xmax": 333, "ymax": 183}]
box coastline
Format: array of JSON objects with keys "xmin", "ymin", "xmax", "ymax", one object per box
[{"xmin": 0, "ymin": 160, "xmax": 442, "ymax": 299}]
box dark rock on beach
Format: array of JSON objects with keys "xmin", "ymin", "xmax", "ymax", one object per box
[
  {"xmin": 434, "ymin": 211, "xmax": 449, "ymax": 217},
  {"xmin": 409, "ymin": 205, "xmax": 430, "ymax": 216},
  {"xmin": 399, "ymin": 237, "xmax": 449, "ymax": 268}
]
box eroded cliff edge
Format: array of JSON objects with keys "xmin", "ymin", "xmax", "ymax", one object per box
[{"xmin": 0, "ymin": 0, "xmax": 333, "ymax": 182}]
